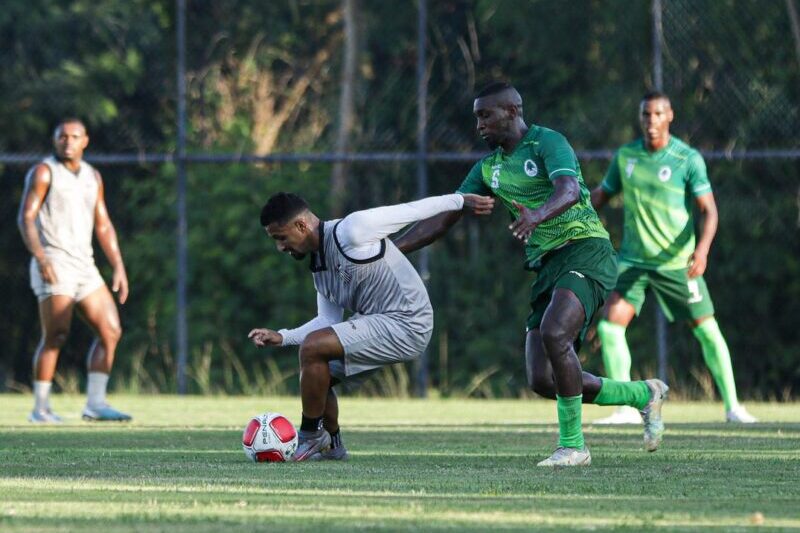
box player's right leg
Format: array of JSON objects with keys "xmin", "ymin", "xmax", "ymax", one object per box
[
  {"xmin": 595, "ymin": 293, "xmax": 641, "ymax": 424},
  {"xmin": 29, "ymin": 295, "xmax": 75, "ymax": 423},
  {"xmin": 308, "ymin": 387, "xmax": 349, "ymax": 461},
  {"xmin": 290, "ymin": 328, "xmax": 345, "ymax": 461}
]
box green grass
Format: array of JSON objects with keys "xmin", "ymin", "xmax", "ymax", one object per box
[{"xmin": 1, "ymin": 395, "xmax": 799, "ymax": 532}]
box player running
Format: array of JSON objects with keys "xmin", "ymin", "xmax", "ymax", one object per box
[{"xmin": 395, "ymin": 82, "xmax": 668, "ymax": 466}]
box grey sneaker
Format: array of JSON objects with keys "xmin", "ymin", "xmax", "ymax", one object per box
[
  {"xmin": 640, "ymin": 379, "xmax": 669, "ymax": 452},
  {"xmin": 536, "ymin": 446, "xmax": 591, "ymax": 467},
  {"xmin": 308, "ymin": 445, "xmax": 350, "ymax": 461},
  {"xmin": 82, "ymin": 404, "xmax": 132, "ymax": 422},
  {"xmin": 291, "ymin": 429, "xmax": 332, "ymax": 462},
  {"xmin": 28, "ymin": 409, "xmax": 63, "ymax": 424}
]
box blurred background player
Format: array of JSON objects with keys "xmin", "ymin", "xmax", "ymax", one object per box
[
  {"xmin": 395, "ymin": 82, "xmax": 668, "ymax": 467},
  {"xmin": 591, "ymin": 91, "xmax": 756, "ymax": 424},
  {"xmin": 17, "ymin": 118, "xmax": 131, "ymax": 423},
  {"xmin": 249, "ymin": 191, "xmax": 491, "ymax": 461}
]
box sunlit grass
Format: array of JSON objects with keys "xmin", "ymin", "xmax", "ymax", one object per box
[{"xmin": 1, "ymin": 394, "xmax": 799, "ymax": 532}]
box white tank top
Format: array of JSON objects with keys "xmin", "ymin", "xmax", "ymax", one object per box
[{"xmin": 28, "ymin": 156, "xmax": 98, "ymax": 262}]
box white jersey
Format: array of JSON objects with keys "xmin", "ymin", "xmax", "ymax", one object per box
[
  {"xmin": 279, "ymin": 194, "xmax": 464, "ymax": 345},
  {"xmin": 26, "ymin": 156, "xmax": 99, "ymax": 263}
]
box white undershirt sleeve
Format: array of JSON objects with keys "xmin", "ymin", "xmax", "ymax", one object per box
[
  {"xmin": 278, "ymin": 292, "xmax": 344, "ymax": 346},
  {"xmin": 335, "ymin": 193, "xmax": 464, "ymax": 259}
]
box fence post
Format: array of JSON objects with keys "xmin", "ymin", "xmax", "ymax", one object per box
[
  {"xmin": 652, "ymin": 0, "xmax": 669, "ymax": 384},
  {"xmin": 176, "ymin": 0, "xmax": 189, "ymax": 394}
]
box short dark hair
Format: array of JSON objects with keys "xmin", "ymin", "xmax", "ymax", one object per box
[
  {"xmin": 54, "ymin": 117, "xmax": 87, "ymax": 135},
  {"xmin": 260, "ymin": 192, "xmax": 309, "ymax": 227},
  {"xmin": 475, "ymin": 81, "xmax": 515, "ymax": 99},
  {"xmin": 642, "ymin": 91, "xmax": 670, "ymax": 104}
]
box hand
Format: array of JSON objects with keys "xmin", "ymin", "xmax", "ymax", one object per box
[
  {"xmin": 687, "ymin": 248, "xmax": 708, "ymax": 278},
  {"xmin": 112, "ymin": 265, "xmax": 129, "ymax": 304},
  {"xmin": 460, "ymin": 193, "xmax": 495, "ymax": 215},
  {"xmin": 508, "ymin": 201, "xmax": 540, "ymax": 242},
  {"xmin": 37, "ymin": 257, "xmax": 58, "ymax": 284},
  {"xmin": 248, "ymin": 328, "xmax": 283, "ymax": 347}
]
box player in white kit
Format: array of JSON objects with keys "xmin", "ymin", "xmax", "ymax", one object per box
[
  {"xmin": 249, "ymin": 191, "xmax": 492, "ymax": 461},
  {"xmin": 17, "ymin": 118, "xmax": 131, "ymax": 423}
]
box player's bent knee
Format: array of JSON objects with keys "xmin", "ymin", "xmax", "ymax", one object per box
[
  {"xmin": 540, "ymin": 323, "xmax": 571, "ymax": 355},
  {"xmin": 44, "ymin": 330, "xmax": 70, "ymax": 349},
  {"xmin": 531, "ymin": 375, "xmax": 556, "ymax": 399}
]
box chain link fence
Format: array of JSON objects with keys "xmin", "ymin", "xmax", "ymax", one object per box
[{"xmin": 1, "ymin": 0, "xmax": 797, "ymax": 397}]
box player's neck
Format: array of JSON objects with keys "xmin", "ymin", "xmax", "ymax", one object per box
[
  {"xmin": 56, "ymin": 155, "xmax": 82, "ymax": 173},
  {"xmin": 501, "ymin": 123, "xmax": 529, "ymax": 154},
  {"xmin": 645, "ymin": 134, "xmax": 670, "ymax": 153}
]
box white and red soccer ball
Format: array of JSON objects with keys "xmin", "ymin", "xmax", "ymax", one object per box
[{"xmin": 242, "ymin": 412, "xmax": 298, "ymax": 462}]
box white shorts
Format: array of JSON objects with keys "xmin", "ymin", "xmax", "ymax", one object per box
[
  {"xmin": 329, "ymin": 313, "xmax": 433, "ymax": 381},
  {"xmin": 30, "ymin": 256, "xmax": 105, "ymax": 302}
]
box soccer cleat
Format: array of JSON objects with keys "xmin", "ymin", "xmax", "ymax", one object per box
[
  {"xmin": 593, "ymin": 406, "xmax": 642, "ymax": 425},
  {"xmin": 291, "ymin": 429, "xmax": 331, "ymax": 462},
  {"xmin": 308, "ymin": 444, "xmax": 350, "ymax": 461},
  {"xmin": 640, "ymin": 379, "xmax": 669, "ymax": 452},
  {"xmin": 28, "ymin": 409, "xmax": 63, "ymax": 424},
  {"xmin": 537, "ymin": 446, "xmax": 592, "ymax": 467},
  {"xmin": 81, "ymin": 404, "xmax": 132, "ymax": 422},
  {"xmin": 726, "ymin": 405, "xmax": 757, "ymax": 423}
]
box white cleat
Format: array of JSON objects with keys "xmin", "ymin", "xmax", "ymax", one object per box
[
  {"xmin": 640, "ymin": 379, "xmax": 669, "ymax": 452},
  {"xmin": 726, "ymin": 405, "xmax": 757, "ymax": 423},
  {"xmin": 593, "ymin": 406, "xmax": 642, "ymax": 425},
  {"xmin": 537, "ymin": 446, "xmax": 592, "ymax": 467},
  {"xmin": 28, "ymin": 409, "xmax": 63, "ymax": 424}
]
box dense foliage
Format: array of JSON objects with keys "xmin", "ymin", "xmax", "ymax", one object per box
[{"xmin": 1, "ymin": 0, "xmax": 797, "ymax": 398}]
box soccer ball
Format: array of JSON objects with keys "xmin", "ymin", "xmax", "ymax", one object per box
[{"xmin": 242, "ymin": 412, "xmax": 298, "ymax": 462}]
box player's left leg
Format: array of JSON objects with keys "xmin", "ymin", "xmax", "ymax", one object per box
[
  {"xmin": 654, "ymin": 270, "xmax": 756, "ymax": 423},
  {"xmin": 308, "ymin": 386, "xmax": 349, "ymax": 461},
  {"xmin": 692, "ymin": 316, "xmax": 756, "ymax": 423},
  {"xmin": 75, "ymin": 284, "xmax": 129, "ymax": 421}
]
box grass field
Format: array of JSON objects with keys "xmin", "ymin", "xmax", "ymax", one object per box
[{"xmin": 1, "ymin": 395, "xmax": 798, "ymax": 532}]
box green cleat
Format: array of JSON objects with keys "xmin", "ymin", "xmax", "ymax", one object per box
[
  {"xmin": 536, "ymin": 446, "xmax": 591, "ymax": 467},
  {"xmin": 640, "ymin": 379, "xmax": 669, "ymax": 452}
]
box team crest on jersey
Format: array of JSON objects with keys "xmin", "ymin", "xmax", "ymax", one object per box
[
  {"xmin": 625, "ymin": 159, "xmax": 637, "ymax": 178},
  {"xmin": 658, "ymin": 165, "xmax": 672, "ymax": 182},
  {"xmin": 524, "ymin": 159, "xmax": 538, "ymax": 177}
]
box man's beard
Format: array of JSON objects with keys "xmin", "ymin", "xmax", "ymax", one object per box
[
  {"xmin": 483, "ymin": 137, "xmax": 500, "ymax": 150},
  {"xmin": 291, "ymin": 252, "xmax": 306, "ymax": 261}
]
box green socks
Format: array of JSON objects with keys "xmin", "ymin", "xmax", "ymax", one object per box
[
  {"xmin": 556, "ymin": 395, "xmax": 584, "ymax": 449},
  {"xmin": 597, "ymin": 320, "xmax": 632, "ymax": 381},
  {"xmin": 693, "ymin": 318, "xmax": 739, "ymax": 410},
  {"xmin": 594, "ymin": 378, "xmax": 651, "ymax": 410}
]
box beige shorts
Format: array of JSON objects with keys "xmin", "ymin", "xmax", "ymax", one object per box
[
  {"xmin": 30, "ymin": 256, "xmax": 105, "ymax": 302},
  {"xmin": 329, "ymin": 313, "xmax": 433, "ymax": 380}
]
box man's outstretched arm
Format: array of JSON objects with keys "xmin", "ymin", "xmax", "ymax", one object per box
[{"xmin": 393, "ymin": 210, "xmax": 464, "ymax": 254}]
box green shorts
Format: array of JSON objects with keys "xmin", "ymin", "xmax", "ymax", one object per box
[
  {"xmin": 527, "ymin": 238, "xmax": 618, "ymax": 349},
  {"xmin": 615, "ymin": 262, "xmax": 715, "ymax": 321}
]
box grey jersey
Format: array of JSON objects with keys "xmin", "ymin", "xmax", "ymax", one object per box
[
  {"xmin": 310, "ymin": 220, "xmax": 433, "ymax": 333},
  {"xmin": 27, "ymin": 156, "xmax": 99, "ymax": 262}
]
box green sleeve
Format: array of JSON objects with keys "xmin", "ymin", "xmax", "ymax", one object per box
[
  {"xmin": 601, "ymin": 152, "xmax": 622, "ymax": 196},
  {"xmin": 539, "ymin": 131, "xmax": 579, "ymax": 180},
  {"xmin": 687, "ymin": 151, "xmax": 712, "ymax": 197},
  {"xmin": 457, "ymin": 160, "xmax": 492, "ymax": 195}
]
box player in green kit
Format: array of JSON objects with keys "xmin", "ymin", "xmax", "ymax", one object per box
[
  {"xmin": 591, "ymin": 91, "xmax": 756, "ymax": 424},
  {"xmin": 396, "ymin": 82, "xmax": 668, "ymax": 466}
]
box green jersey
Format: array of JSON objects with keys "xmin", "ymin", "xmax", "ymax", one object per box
[
  {"xmin": 601, "ymin": 136, "xmax": 711, "ymax": 270},
  {"xmin": 458, "ymin": 125, "xmax": 609, "ymax": 267}
]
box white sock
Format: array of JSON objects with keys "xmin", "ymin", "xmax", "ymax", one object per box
[
  {"xmin": 33, "ymin": 381, "xmax": 52, "ymax": 412},
  {"xmin": 86, "ymin": 372, "xmax": 109, "ymax": 409}
]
